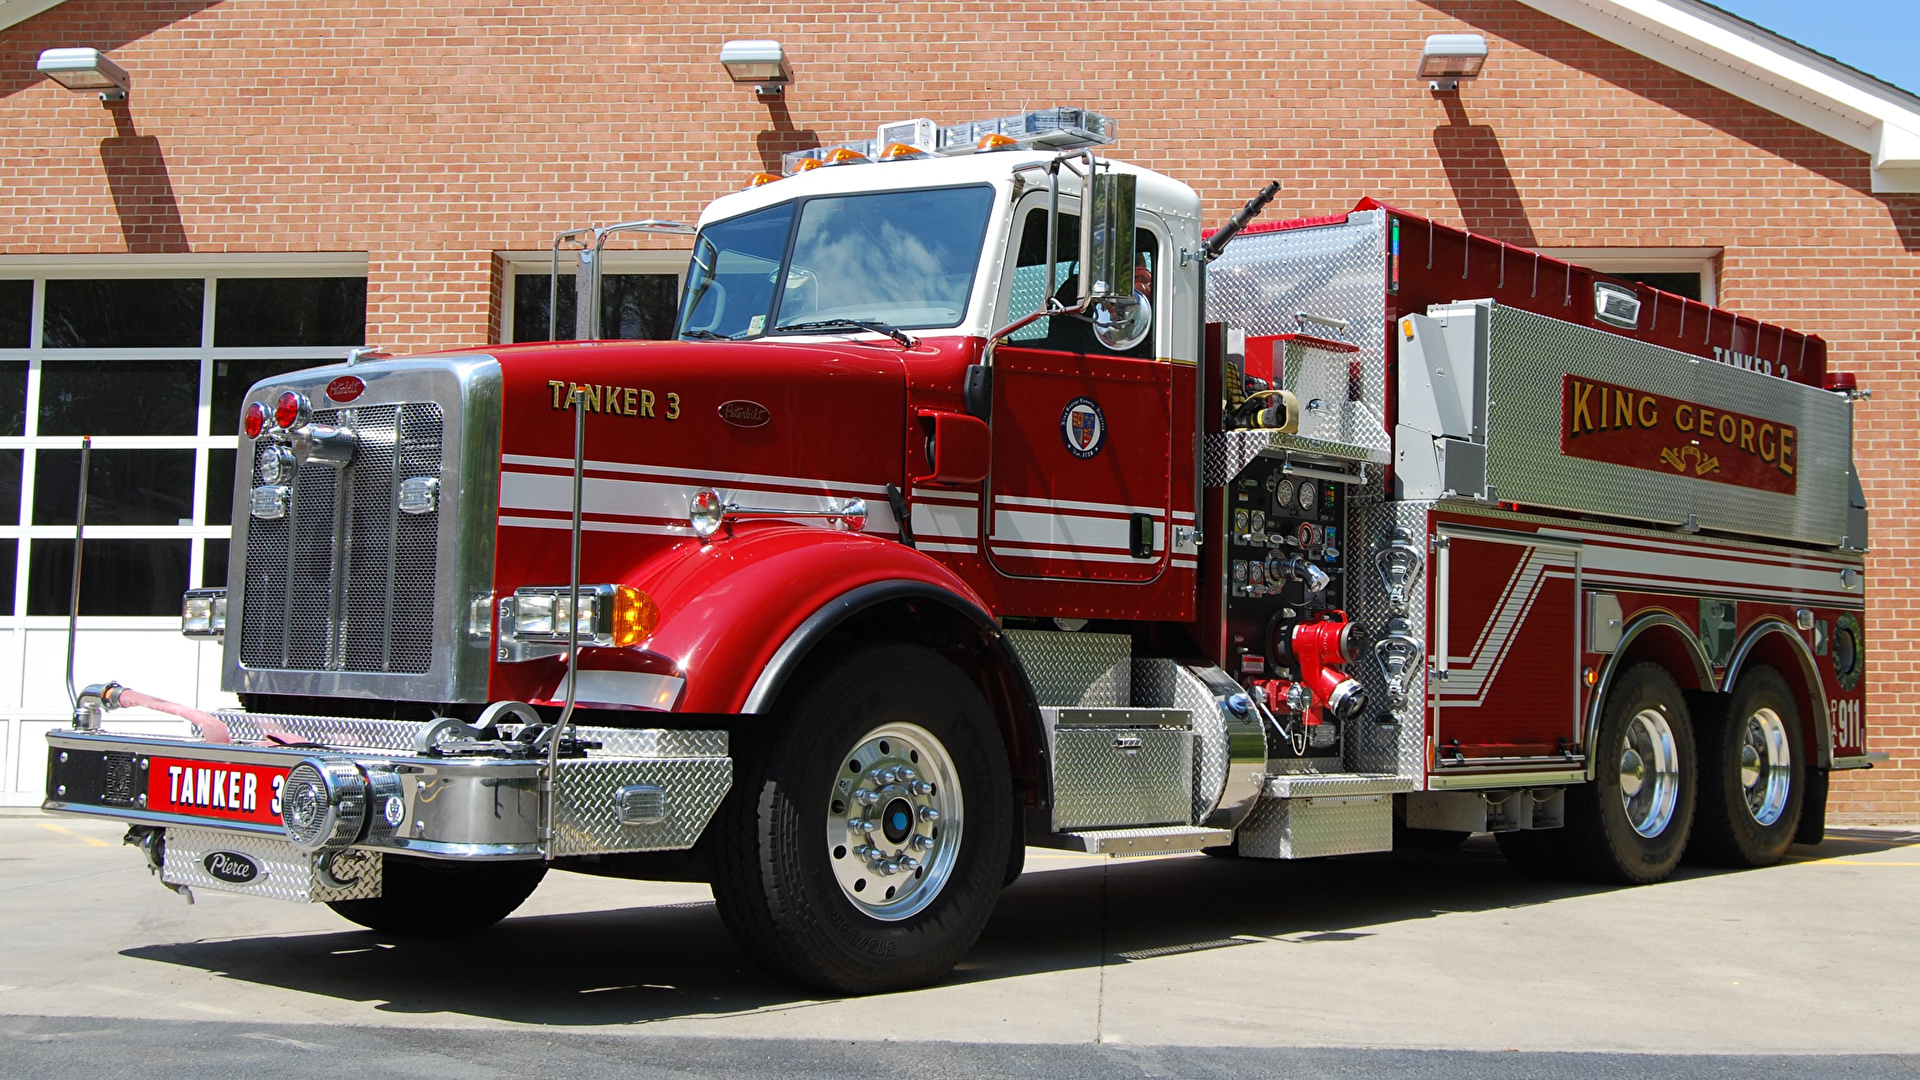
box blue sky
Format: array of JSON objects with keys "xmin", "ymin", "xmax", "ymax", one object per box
[{"xmin": 1708, "ymin": 0, "xmax": 1919, "ymax": 95}]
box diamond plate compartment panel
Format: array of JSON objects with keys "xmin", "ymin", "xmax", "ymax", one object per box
[
  {"xmin": 1204, "ymin": 431, "xmax": 1380, "ymax": 487},
  {"xmin": 1046, "ymin": 720, "xmax": 1192, "ymax": 831},
  {"xmin": 218, "ymin": 712, "xmax": 425, "ymax": 752},
  {"xmin": 1476, "ymin": 303, "xmax": 1852, "ymax": 546},
  {"xmin": 1206, "ymin": 209, "xmax": 1390, "ymax": 451},
  {"xmin": 549, "ymin": 756, "xmax": 733, "ymax": 857},
  {"xmin": 1005, "ymin": 629, "xmax": 1130, "ymax": 707},
  {"xmin": 1236, "ymin": 794, "xmax": 1392, "ymax": 859},
  {"xmin": 1348, "ymin": 498, "xmax": 1434, "ymax": 781},
  {"xmin": 1133, "ymin": 659, "xmax": 1229, "ymax": 824},
  {"xmin": 162, "ymin": 825, "xmax": 382, "ymax": 902}
]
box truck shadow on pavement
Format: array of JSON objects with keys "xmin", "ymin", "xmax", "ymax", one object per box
[{"xmin": 120, "ymin": 829, "xmax": 1913, "ymax": 1026}]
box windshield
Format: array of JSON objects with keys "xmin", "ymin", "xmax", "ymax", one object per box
[{"xmin": 676, "ymin": 185, "xmax": 995, "ymax": 340}]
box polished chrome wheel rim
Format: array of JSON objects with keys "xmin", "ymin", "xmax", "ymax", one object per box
[
  {"xmin": 1619, "ymin": 708, "xmax": 1680, "ymax": 838},
  {"xmin": 825, "ymin": 722, "xmax": 963, "ymax": 921},
  {"xmin": 1740, "ymin": 707, "xmax": 1792, "ymax": 826}
]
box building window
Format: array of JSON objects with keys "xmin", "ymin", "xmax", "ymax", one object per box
[
  {"xmin": 0, "ymin": 261, "xmax": 366, "ymax": 619},
  {"xmin": 1531, "ymin": 248, "xmax": 1720, "ymax": 305},
  {"xmin": 497, "ymin": 251, "xmax": 687, "ymax": 343}
]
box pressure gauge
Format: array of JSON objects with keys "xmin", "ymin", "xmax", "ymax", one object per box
[
  {"xmin": 1274, "ymin": 478, "xmax": 1294, "ymax": 514},
  {"xmin": 1233, "ymin": 509, "xmax": 1249, "ymax": 536},
  {"xmin": 1297, "ymin": 480, "xmax": 1318, "ymax": 510}
]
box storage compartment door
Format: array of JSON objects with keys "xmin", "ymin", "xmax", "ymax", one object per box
[{"xmin": 1431, "ymin": 525, "xmax": 1581, "ymax": 765}]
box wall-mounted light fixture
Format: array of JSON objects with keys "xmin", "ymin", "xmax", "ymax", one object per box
[
  {"xmin": 1418, "ymin": 33, "xmax": 1487, "ymax": 92},
  {"xmin": 720, "ymin": 40, "xmax": 790, "ymax": 99},
  {"xmin": 37, "ymin": 47, "xmax": 131, "ymax": 103}
]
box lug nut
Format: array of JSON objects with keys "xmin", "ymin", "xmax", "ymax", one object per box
[
  {"xmin": 911, "ymin": 834, "xmax": 935, "ymax": 851},
  {"xmin": 918, "ymin": 806, "xmax": 940, "ymax": 822},
  {"xmin": 875, "ymin": 766, "xmax": 900, "ymax": 784},
  {"xmin": 854, "ymin": 789, "xmax": 879, "ymax": 806},
  {"xmin": 848, "ymin": 818, "xmax": 875, "ymax": 834},
  {"xmin": 898, "ymin": 766, "xmax": 916, "ymax": 781},
  {"xmin": 900, "ymin": 856, "xmax": 920, "ymax": 872},
  {"xmin": 882, "ymin": 860, "xmax": 902, "ymax": 876},
  {"xmin": 911, "ymin": 780, "xmax": 934, "ymax": 796}
]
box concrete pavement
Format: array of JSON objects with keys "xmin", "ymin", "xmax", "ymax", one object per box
[{"xmin": 3, "ymin": 808, "xmax": 1917, "ymax": 1065}]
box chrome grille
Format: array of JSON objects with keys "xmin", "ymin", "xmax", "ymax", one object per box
[{"xmin": 240, "ymin": 403, "xmax": 444, "ymax": 674}]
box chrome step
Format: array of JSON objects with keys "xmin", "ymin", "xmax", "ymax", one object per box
[
  {"xmin": 1035, "ymin": 825, "xmax": 1233, "ymax": 857},
  {"xmin": 1260, "ymin": 772, "xmax": 1414, "ymax": 798}
]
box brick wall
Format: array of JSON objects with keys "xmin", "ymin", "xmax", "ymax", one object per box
[{"xmin": 3, "ymin": 0, "xmax": 1914, "ymax": 820}]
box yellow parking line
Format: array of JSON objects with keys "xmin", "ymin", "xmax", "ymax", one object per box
[
  {"xmin": 1784, "ymin": 855, "xmax": 1920, "ymax": 866},
  {"xmin": 36, "ymin": 822, "xmax": 111, "ymax": 847}
]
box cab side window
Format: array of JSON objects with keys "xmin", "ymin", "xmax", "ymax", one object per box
[{"xmin": 1006, "ymin": 207, "xmax": 1157, "ymax": 358}]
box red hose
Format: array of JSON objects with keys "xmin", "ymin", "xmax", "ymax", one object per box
[{"xmin": 113, "ymin": 688, "xmax": 231, "ymax": 744}]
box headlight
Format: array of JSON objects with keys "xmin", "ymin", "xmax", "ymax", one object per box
[
  {"xmin": 503, "ymin": 584, "xmax": 657, "ymax": 648},
  {"xmin": 180, "ymin": 588, "xmax": 227, "ymax": 638},
  {"xmin": 689, "ymin": 488, "xmax": 727, "ymax": 538}
]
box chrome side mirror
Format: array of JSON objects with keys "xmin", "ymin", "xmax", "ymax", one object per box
[{"xmin": 1079, "ymin": 171, "xmax": 1136, "ymax": 303}]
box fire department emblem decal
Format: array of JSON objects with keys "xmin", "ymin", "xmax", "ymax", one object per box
[{"xmin": 1060, "ymin": 397, "xmax": 1106, "ymax": 459}]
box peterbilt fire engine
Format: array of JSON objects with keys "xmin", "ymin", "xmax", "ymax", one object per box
[{"xmin": 45, "ymin": 108, "xmax": 1873, "ymax": 994}]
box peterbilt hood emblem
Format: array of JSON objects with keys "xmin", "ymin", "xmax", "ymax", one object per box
[
  {"xmin": 718, "ymin": 400, "xmax": 771, "ymax": 428},
  {"xmin": 326, "ymin": 375, "xmax": 365, "ymax": 403}
]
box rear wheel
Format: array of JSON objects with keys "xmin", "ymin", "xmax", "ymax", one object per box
[
  {"xmin": 710, "ymin": 642, "xmax": 1013, "ymax": 994},
  {"xmin": 327, "ymin": 855, "xmax": 546, "ymax": 935},
  {"xmin": 1690, "ymin": 667, "xmax": 1804, "ymax": 867},
  {"xmin": 1559, "ymin": 663, "xmax": 1697, "ymax": 884}
]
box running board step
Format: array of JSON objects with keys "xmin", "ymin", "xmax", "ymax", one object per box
[
  {"xmin": 1260, "ymin": 772, "xmax": 1414, "ymax": 798},
  {"xmin": 1035, "ymin": 826, "xmax": 1233, "ymax": 857}
]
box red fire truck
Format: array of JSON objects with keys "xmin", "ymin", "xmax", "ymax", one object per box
[{"xmin": 44, "ymin": 108, "xmax": 1873, "ymax": 994}]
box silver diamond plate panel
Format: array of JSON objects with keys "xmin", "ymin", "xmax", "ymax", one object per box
[
  {"xmin": 1281, "ymin": 340, "xmax": 1392, "ymax": 458},
  {"xmin": 1348, "ymin": 499, "xmax": 1434, "ymax": 781},
  {"xmin": 1206, "ymin": 209, "xmax": 1391, "ymax": 449},
  {"xmin": 1047, "ymin": 725, "xmax": 1192, "ymax": 831},
  {"xmin": 583, "ymin": 728, "xmax": 728, "ymax": 758},
  {"xmin": 1474, "ymin": 303, "xmax": 1851, "ymax": 546},
  {"xmin": 217, "ymin": 711, "xmax": 425, "ymax": 751},
  {"xmin": 1044, "ymin": 825, "xmax": 1233, "ymax": 856},
  {"xmin": 1203, "ymin": 431, "xmax": 1380, "ymax": 486},
  {"xmin": 1235, "ymin": 794, "xmax": 1392, "ymax": 859},
  {"xmin": 162, "ymin": 825, "xmax": 382, "ymax": 902},
  {"xmin": 1005, "ymin": 629, "xmax": 1131, "ymax": 707},
  {"xmin": 1261, "ymin": 773, "xmax": 1413, "ymax": 798},
  {"xmin": 1133, "ymin": 658, "xmax": 1229, "ymax": 824},
  {"xmin": 548, "ymin": 756, "xmax": 733, "ymax": 856}
]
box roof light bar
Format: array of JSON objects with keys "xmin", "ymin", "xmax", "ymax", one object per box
[{"xmin": 779, "ymin": 107, "xmax": 1116, "ymax": 176}]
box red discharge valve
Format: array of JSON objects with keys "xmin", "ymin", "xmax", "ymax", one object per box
[{"xmin": 1285, "ymin": 611, "xmax": 1370, "ymax": 726}]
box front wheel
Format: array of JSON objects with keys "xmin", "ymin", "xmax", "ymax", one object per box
[
  {"xmin": 327, "ymin": 855, "xmax": 546, "ymax": 935},
  {"xmin": 710, "ymin": 643, "xmax": 1014, "ymax": 994},
  {"xmin": 1559, "ymin": 662, "xmax": 1698, "ymax": 884}
]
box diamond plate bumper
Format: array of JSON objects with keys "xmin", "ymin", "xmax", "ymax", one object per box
[{"xmin": 43, "ymin": 714, "xmax": 732, "ymax": 882}]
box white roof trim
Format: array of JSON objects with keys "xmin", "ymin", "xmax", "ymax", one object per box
[
  {"xmin": 1513, "ymin": 0, "xmax": 1920, "ymax": 192},
  {"xmin": 0, "ymin": 0, "xmax": 67, "ymax": 32}
]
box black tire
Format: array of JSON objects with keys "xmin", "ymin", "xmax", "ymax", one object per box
[
  {"xmin": 1690, "ymin": 667, "xmax": 1805, "ymax": 867},
  {"xmin": 1003, "ymin": 833, "xmax": 1027, "ymax": 888},
  {"xmin": 710, "ymin": 642, "xmax": 1014, "ymax": 994},
  {"xmin": 327, "ymin": 855, "xmax": 546, "ymax": 935},
  {"xmin": 1560, "ymin": 663, "xmax": 1697, "ymax": 884}
]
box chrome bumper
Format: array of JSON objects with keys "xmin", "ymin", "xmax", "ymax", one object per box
[{"xmin": 44, "ymin": 712, "xmax": 731, "ymax": 864}]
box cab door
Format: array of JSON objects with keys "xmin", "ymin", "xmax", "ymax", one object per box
[{"xmin": 984, "ymin": 199, "xmax": 1173, "ymax": 585}]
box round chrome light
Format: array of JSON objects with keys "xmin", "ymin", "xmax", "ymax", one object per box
[
  {"xmin": 257, "ymin": 443, "xmax": 295, "ymax": 485},
  {"xmin": 280, "ymin": 759, "xmax": 369, "ymax": 853},
  {"xmin": 689, "ymin": 487, "xmax": 727, "ymax": 538},
  {"xmin": 273, "ymin": 390, "xmax": 311, "ymax": 431}
]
